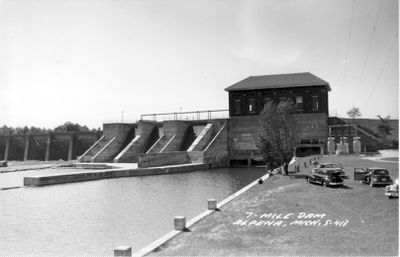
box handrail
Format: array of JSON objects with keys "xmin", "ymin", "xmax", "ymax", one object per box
[
  {"xmin": 160, "ymin": 135, "xmax": 176, "ymax": 153},
  {"xmin": 77, "ymin": 136, "xmax": 105, "ymax": 160},
  {"xmin": 204, "ymin": 124, "xmax": 226, "ymax": 152},
  {"xmin": 114, "ymin": 135, "xmax": 141, "ymax": 161},
  {"xmin": 141, "ymin": 109, "xmax": 229, "ymax": 121},
  {"xmin": 91, "ymin": 137, "xmax": 116, "ymax": 161},
  {"xmin": 146, "ymin": 134, "xmax": 165, "ymax": 154}
]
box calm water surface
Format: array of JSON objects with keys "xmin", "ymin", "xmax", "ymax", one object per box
[{"xmin": 0, "ymin": 167, "xmax": 266, "ymax": 256}]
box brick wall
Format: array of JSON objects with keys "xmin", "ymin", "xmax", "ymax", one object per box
[{"xmin": 228, "ymin": 86, "xmax": 329, "ymax": 117}]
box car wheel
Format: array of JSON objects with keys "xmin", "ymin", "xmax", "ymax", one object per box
[
  {"xmin": 388, "ymin": 196, "xmax": 393, "ymax": 199},
  {"xmin": 369, "ymin": 180, "xmax": 374, "ymax": 187}
]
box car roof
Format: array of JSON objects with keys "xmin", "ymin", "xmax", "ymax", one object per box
[{"xmin": 368, "ymin": 167, "xmax": 388, "ymax": 170}]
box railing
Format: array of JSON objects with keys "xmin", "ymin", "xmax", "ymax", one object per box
[{"xmin": 140, "ymin": 109, "xmax": 229, "ymax": 122}]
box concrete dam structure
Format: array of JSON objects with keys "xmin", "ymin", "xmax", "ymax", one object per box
[
  {"xmin": 78, "ymin": 118, "xmax": 229, "ymax": 168},
  {"xmin": 0, "ymin": 132, "xmax": 101, "ymax": 161}
]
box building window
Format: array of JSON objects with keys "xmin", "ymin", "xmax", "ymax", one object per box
[
  {"xmin": 279, "ymin": 97, "xmax": 288, "ymax": 105},
  {"xmin": 296, "ymin": 96, "xmax": 303, "ymax": 111},
  {"xmin": 249, "ymin": 99, "xmax": 256, "ymax": 113},
  {"xmin": 234, "ymin": 99, "xmax": 241, "ymax": 114},
  {"xmin": 312, "ymin": 96, "xmax": 319, "ymax": 111}
]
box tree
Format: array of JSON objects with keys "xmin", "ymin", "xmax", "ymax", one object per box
[
  {"xmin": 53, "ymin": 122, "xmax": 90, "ymax": 132},
  {"xmin": 257, "ymin": 100, "xmax": 298, "ymax": 170},
  {"xmin": 347, "ymin": 107, "xmax": 361, "ymax": 137},
  {"xmin": 347, "ymin": 107, "xmax": 361, "ymax": 119},
  {"xmin": 376, "ymin": 115, "xmax": 393, "ymax": 144}
]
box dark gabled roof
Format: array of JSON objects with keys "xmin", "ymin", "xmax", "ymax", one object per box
[{"xmin": 224, "ymin": 72, "xmax": 331, "ymax": 92}]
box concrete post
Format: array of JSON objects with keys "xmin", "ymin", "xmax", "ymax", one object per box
[
  {"xmin": 327, "ymin": 137, "xmax": 335, "ymax": 155},
  {"xmin": 208, "ymin": 199, "xmax": 217, "ymax": 210},
  {"xmin": 23, "ymin": 136, "xmax": 30, "ymax": 161},
  {"xmin": 353, "ymin": 137, "xmax": 361, "ymax": 155},
  {"xmin": 247, "ymin": 159, "xmax": 252, "ymax": 166},
  {"xmin": 114, "ymin": 246, "xmax": 132, "ymax": 257},
  {"xmin": 4, "ymin": 136, "xmax": 10, "ymax": 161},
  {"xmin": 68, "ymin": 134, "xmax": 75, "ymax": 161},
  {"xmin": 45, "ymin": 134, "xmax": 51, "ymax": 161},
  {"xmin": 174, "ymin": 216, "xmax": 186, "ymax": 231}
]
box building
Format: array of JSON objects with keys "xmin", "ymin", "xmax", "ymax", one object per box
[{"xmin": 225, "ymin": 72, "xmax": 331, "ymax": 163}]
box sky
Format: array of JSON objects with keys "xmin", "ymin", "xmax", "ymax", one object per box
[{"xmin": 0, "ymin": 0, "xmax": 398, "ymax": 129}]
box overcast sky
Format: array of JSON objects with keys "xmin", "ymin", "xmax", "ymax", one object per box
[{"xmin": 0, "ymin": 0, "xmax": 398, "ymax": 129}]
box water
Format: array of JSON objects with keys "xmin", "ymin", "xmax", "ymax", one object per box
[{"xmin": 0, "ymin": 167, "xmax": 266, "ymax": 256}]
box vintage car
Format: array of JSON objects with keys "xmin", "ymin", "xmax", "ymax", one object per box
[
  {"xmin": 306, "ymin": 169, "xmax": 344, "ymax": 187},
  {"xmin": 385, "ymin": 179, "xmax": 399, "ymax": 199},
  {"xmin": 312, "ymin": 163, "xmax": 346, "ymax": 177},
  {"xmin": 354, "ymin": 167, "xmax": 393, "ymax": 187}
]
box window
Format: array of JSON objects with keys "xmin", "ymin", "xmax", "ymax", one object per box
[
  {"xmin": 249, "ymin": 99, "xmax": 256, "ymax": 113},
  {"xmin": 234, "ymin": 99, "xmax": 241, "ymax": 114},
  {"xmin": 296, "ymin": 96, "xmax": 303, "ymax": 110},
  {"xmin": 263, "ymin": 97, "xmax": 272, "ymax": 104},
  {"xmin": 312, "ymin": 96, "xmax": 319, "ymax": 111}
]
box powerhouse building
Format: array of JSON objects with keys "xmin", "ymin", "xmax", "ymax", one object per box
[{"xmin": 226, "ymin": 72, "xmax": 330, "ymax": 164}]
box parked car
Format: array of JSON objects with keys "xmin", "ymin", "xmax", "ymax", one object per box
[
  {"xmin": 313, "ymin": 163, "xmax": 346, "ymax": 177},
  {"xmin": 354, "ymin": 167, "xmax": 393, "ymax": 187},
  {"xmin": 306, "ymin": 169, "xmax": 344, "ymax": 187},
  {"xmin": 385, "ymin": 179, "xmax": 399, "ymax": 199}
]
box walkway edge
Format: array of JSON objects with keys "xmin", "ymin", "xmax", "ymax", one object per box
[{"xmin": 133, "ymin": 173, "xmax": 271, "ymax": 257}]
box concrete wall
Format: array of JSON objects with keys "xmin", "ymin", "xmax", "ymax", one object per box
[
  {"xmin": 188, "ymin": 123, "xmax": 214, "ymax": 151},
  {"xmin": 138, "ymin": 151, "xmax": 204, "ymax": 168},
  {"xmin": 0, "ymin": 132, "xmax": 101, "ymax": 161},
  {"xmin": 114, "ymin": 120, "xmax": 163, "ymax": 162},
  {"xmin": 79, "ymin": 123, "xmax": 136, "ymax": 162},
  {"xmin": 204, "ymin": 122, "xmax": 229, "ymax": 168},
  {"xmin": 102, "ymin": 123, "xmax": 135, "ymax": 140},
  {"xmin": 228, "ymin": 116, "xmax": 262, "ymax": 161},
  {"xmin": 162, "ymin": 121, "xmax": 193, "ymax": 152}
]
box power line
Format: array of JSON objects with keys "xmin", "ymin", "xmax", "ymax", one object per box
[
  {"xmin": 342, "ymin": 0, "xmax": 356, "ymax": 91},
  {"xmin": 363, "ymin": 33, "xmax": 398, "ymax": 110},
  {"xmin": 352, "ymin": 0, "xmax": 384, "ymax": 105}
]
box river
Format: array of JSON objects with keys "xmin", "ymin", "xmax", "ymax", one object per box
[{"xmin": 0, "ymin": 167, "xmax": 266, "ymax": 256}]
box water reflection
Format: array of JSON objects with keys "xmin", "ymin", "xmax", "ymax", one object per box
[{"xmin": 0, "ymin": 167, "xmax": 265, "ymax": 256}]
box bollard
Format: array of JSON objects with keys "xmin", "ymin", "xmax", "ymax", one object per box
[
  {"xmin": 174, "ymin": 216, "xmax": 186, "ymax": 231},
  {"xmin": 309, "ymin": 159, "xmax": 312, "ymax": 165},
  {"xmin": 114, "ymin": 246, "xmax": 132, "ymax": 257},
  {"xmin": 304, "ymin": 162, "xmax": 307, "ymax": 168},
  {"xmin": 296, "ymin": 165, "xmax": 300, "ymax": 172},
  {"xmin": 208, "ymin": 199, "xmax": 217, "ymax": 210}
]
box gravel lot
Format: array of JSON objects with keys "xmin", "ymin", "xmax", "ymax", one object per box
[{"xmin": 149, "ymin": 155, "xmax": 399, "ymax": 256}]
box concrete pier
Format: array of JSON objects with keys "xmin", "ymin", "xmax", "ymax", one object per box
[
  {"xmin": 23, "ymin": 163, "xmax": 209, "ymax": 186},
  {"xmin": 4, "ymin": 136, "xmax": 10, "ymax": 161},
  {"xmin": 45, "ymin": 134, "xmax": 51, "ymax": 161},
  {"xmin": 114, "ymin": 246, "xmax": 132, "ymax": 257},
  {"xmin": 68, "ymin": 134, "xmax": 74, "ymax": 161}
]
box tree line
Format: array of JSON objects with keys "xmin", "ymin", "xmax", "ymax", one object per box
[{"xmin": 0, "ymin": 122, "xmax": 102, "ymax": 135}]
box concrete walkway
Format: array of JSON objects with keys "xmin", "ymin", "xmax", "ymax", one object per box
[{"xmin": 144, "ymin": 155, "xmax": 398, "ymax": 256}]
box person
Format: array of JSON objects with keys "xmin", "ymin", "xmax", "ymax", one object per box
[{"xmin": 284, "ymin": 162, "xmax": 289, "ymax": 175}]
